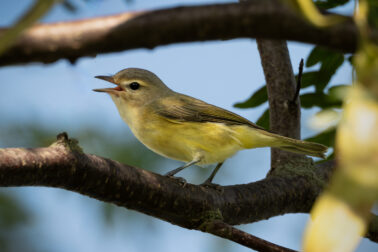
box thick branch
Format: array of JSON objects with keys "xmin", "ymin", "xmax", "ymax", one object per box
[
  {"xmin": 0, "ymin": 0, "xmax": 373, "ymax": 66},
  {"xmin": 0, "ymin": 134, "xmax": 324, "ymax": 226},
  {"xmin": 257, "ymin": 39, "xmax": 303, "ymax": 174},
  {"xmin": 0, "ymin": 136, "xmax": 315, "ymax": 226},
  {"xmin": 0, "ymin": 133, "xmax": 376, "ymax": 244}
]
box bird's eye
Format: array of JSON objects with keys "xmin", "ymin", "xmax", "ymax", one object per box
[{"xmin": 129, "ymin": 82, "xmax": 140, "ymax": 90}]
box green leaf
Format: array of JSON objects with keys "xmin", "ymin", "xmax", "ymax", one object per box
[
  {"xmin": 236, "ymin": 48, "xmax": 345, "ymax": 109},
  {"xmin": 256, "ymin": 109, "xmax": 270, "ymax": 129},
  {"xmin": 235, "ymin": 47, "xmax": 346, "ymax": 111},
  {"xmin": 307, "ymin": 46, "xmax": 331, "ymax": 67},
  {"xmin": 305, "ymin": 128, "xmax": 336, "ymax": 148},
  {"xmin": 306, "ymin": 46, "xmax": 344, "ymax": 68},
  {"xmin": 296, "ymin": 71, "xmax": 319, "ymax": 88},
  {"xmin": 234, "ymin": 85, "xmax": 267, "ymax": 108},
  {"xmin": 328, "ymin": 84, "xmax": 350, "ymax": 100},
  {"xmin": 368, "ymin": 0, "xmax": 378, "ymax": 28},
  {"xmin": 301, "ymin": 93, "xmax": 326, "ymax": 108},
  {"xmin": 318, "ymin": 54, "xmax": 344, "ymax": 88},
  {"xmin": 305, "ymin": 46, "xmax": 345, "ymax": 92},
  {"xmin": 300, "ymin": 92, "xmax": 343, "ymax": 108},
  {"xmin": 314, "ymin": 0, "xmax": 350, "ymax": 10}
]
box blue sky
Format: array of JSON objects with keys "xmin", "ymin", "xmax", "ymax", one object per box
[{"xmin": 0, "ymin": 0, "xmax": 376, "ymax": 251}]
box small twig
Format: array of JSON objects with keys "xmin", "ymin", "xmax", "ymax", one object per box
[
  {"xmin": 292, "ymin": 58, "xmax": 304, "ymax": 103},
  {"xmin": 201, "ymin": 220, "xmax": 297, "ymax": 252}
]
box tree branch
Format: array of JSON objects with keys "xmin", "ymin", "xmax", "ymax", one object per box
[
  {"xmin": 367, "ymin": 215, "xmax": 378, "ymax": 243},
  {"xmin": 0, "ymin": 0, "xmax": 373, "ymax": 66},
  {"xmin": 0, "ymin": 133, "xmax": 316, "ymax": 227},
  {"xmin": 256, "ymin": 39, "xmax": 304, "ymax": 174},
  {"xmin": 200, "ymin": 220, "xmax": 297, "ymax": 252},
  {"xmin": 0, "ymin": 133, "xmax": 376, "ymax": 245}
]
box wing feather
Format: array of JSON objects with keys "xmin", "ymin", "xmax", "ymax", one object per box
[{"xmin": 154, "ymin": 94, "xmax": 267, "ymax": 131}]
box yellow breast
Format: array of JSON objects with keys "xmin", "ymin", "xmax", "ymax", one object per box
[{"xmin": 117, "ymin": 104, "xmax": 244, "ymax": 165}]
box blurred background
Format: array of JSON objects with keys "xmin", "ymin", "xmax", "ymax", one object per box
[{"xmin": 0, "ymin": 0, "xmax": 376, "ymax": 251}]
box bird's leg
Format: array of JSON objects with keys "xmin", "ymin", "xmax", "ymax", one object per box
[
  {"xmin": 201, "ymin": 162, "xmax": 224, "ymax": 186},
  {"xmin": 164, "ymin": 159, "xmax": 200, "ymax": 177}
]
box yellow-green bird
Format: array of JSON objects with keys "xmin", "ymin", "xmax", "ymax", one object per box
[{"xmin": 94, "ymin": 68, "xmax": 327, "ymax": 184}]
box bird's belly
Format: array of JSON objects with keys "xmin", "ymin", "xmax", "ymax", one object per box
[{"xmin": 131, "ymin": 120, "xmax": 243, "ymax": 165}]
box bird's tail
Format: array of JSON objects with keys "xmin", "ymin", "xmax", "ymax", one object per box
[
  {"xmin": 237, "ymin": 127, "xmax": 328, "ymax": 158},
  {"xmin": 268, "ymin": 133, "xmax": 328, "ymax": 158}
]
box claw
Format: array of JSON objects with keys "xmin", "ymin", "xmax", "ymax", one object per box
[
  {"xmin": 166, "ymin": 175, "xmax": 187, "ymax": 188},
  {"xmin": 200, "ymin": 181, "xmax": 223, "ymax": 193}
]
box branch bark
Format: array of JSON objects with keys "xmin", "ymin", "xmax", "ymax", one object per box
[
  {"xmin": 0, "ymin": 133, "xmax": 376, "ymax": 244},
  {"xmin": 256, "ymin": 39, "xmax": 304, "ymax": 174},
  {"xmin": 0, "ymin": 133, "xmax": 318, "ymax": 227},
  {"xmin": 0, "ymin": 0, "xmax": 373, "ymax": 66},
  {"xmin": 200, "ymin": 220, "xmax": 297, "ymax": 252}
]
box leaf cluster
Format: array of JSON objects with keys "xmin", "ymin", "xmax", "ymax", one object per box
[
  {"xmin": 235, "ymin": 43, "xmax": 349, "ymax": 155},
  {"xmin": 234, "ymin": 0, "xmax": 353, "ymax": 157}
]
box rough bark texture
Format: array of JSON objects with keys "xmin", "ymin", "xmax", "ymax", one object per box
[
  {"xmin": 0, "ymin": 134, "xmax": 318, "ymax": 227},
  {"xmin": 0, "ymin": 0, "xmax": 373, "ymax": 66},
  {"xmin": 256, "ymin": 39, "xmax": 304, "ymax": 174},
  {"xmin": 0, "ymin": 134, "xmax": 376, "ymax": 243}
]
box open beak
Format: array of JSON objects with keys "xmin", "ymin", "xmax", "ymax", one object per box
[{"xmin": 93, "ymin": 75, "xmax": 122, "ymax": 92}]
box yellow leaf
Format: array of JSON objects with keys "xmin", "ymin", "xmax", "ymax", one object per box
[{"xmin": 303, "ymin": 193, "xmax": 367, "ymax": 252}]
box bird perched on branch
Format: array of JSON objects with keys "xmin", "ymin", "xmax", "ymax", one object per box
[{"xmin": 94, "ymin": 68, "xmax": 327, "ymax": 185}]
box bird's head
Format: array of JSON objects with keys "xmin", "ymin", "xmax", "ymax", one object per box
[{"xmin": 94, "ymin": 68, "xmax": 171, "ymax": 108}]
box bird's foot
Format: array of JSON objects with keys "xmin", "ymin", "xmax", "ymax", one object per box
[
  {"xmin": 200, "ymin": 180, "xmax": 223, "ymax": 193},
  {"xmin": 165, "ymin": 175, "xmax": 187, "ymax": 188}
]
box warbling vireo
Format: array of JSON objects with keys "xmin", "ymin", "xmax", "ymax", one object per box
[{"xmin": 94, "ymin": 68, "xmax": 327, "ymax": 184}]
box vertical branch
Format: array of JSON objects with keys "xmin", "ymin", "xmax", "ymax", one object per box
[{"xmin": 256, "ymin": 39, "xmax": 302, "ymax": 174}]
